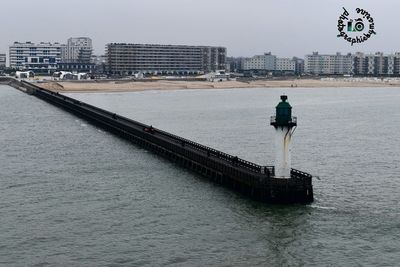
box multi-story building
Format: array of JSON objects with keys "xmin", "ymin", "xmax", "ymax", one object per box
[
  {"xmin": 9, "ymin": 42, "xmax": 62, "ymax": 74},
  {"xmin": 304, "ymin": 52, "xmax": 352, "ymax": 75},
  {"xmin": 62, "ymin": 37, "xmax": 92, "ymax": 63},
  {"xmin": 243, "ymin": 52, "xmax": 276, "ymax": 71},
  {"xmin": 242, "ymin": 52, "xmax": 298, "ymax": 75},
  {"xmin": 387, "ymin": 55, "xmax": 395, "ymax": 75},
  {"xmin": 243, "ymin": 52, "xmax": 298, "ymax": 75},
  {"xmin": 374, "ymin": 52, "xmax": 386, "ymax": 75},
  {"xmin": 334, "ymin": 53, "xmax": 353, "ymax": 75},
  {"xmin": 275, "ymin": 58, "xmax": 295, "ymax": 73},
  {"xmin": 226, "ymin": 57, "xmax": 247, "ymax": 73},
  {"xmin": 393, "ymin": 53, "xmax": 400, "ymax": 74},
  {"xmin": 0, "ymin": 54, "xmax": 6, "ymax": 69},
  {"xmin": 306, "ymin": 51, "xmax": 400, "ymax": 76},
  {"xmin": 366, "ymin": 54, "xmax": 375, "ymax": 75},
  {"xmin": 293, "ymin": 57, "xmax": 305, "ymax": 75},
  {"xmin": 352, "ymin": 52, "xmax": 368, "ymax": 75},
  {"xmin": 352, "ymin": 52, "xmax": 400, "ymax": 76},
  {"xmin": 243, "ymin": 55, "xmax": 266, "ymax": 70},
  {"xmin": 105, "ymin": 43, "xmax": 226, "ymax": 75}
]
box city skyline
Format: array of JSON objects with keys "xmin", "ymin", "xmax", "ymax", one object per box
[
  {"xmin": 8, "ymin": 39, "xmax": 400, "ymax": 77},
  {"xmin": 1, "ymin": 0, "xmax": 400, "ymax": 58},
  {"xmin": 6, "ymin": 39, "xmax": 400, "ymax": 61}
]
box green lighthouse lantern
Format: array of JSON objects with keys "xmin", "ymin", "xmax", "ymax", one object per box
[{"xmin": 270, "ymin": 95, "xmax": 297, "ymax": 127}]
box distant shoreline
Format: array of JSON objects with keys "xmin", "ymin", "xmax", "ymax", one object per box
[{"xmin": 36, "ymin": 78, "xmax": 400, "ymax": 93}]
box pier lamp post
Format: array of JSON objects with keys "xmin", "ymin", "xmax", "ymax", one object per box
[{"xmin": 270, "ymin": 95, "xmax": 297, "ymax": 178}]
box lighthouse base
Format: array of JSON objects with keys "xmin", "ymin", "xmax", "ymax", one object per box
[
  {"xmin": 266, "ymin": 176, "xmax": 313, "ymax": 204},
  {"xmin": 223, "ymin": 170, "xmax": 313, "ymax": 204}
]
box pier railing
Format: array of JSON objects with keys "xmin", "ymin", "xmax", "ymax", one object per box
[
  {"xmin": 270, "ymin": 116, "xmax": 297, "ymax": 125},
  {"xmin": 154, "ymin": 127, "xmax": 270, "ymax": 173},
  {"xmin": 291, "ymin": 168, "xmax": 312, "ymax": 180}
]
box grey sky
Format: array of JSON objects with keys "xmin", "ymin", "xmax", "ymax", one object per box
[{"xmin": 0, "ymin": 0, "xmax": 398, "ymax": 57}]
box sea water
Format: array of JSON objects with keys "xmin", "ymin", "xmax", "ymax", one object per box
[{"xmin": 1, "ymin": 85, "xmax": 399, "ymax": 266}]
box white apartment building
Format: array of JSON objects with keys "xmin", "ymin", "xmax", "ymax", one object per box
[
  {"xmin": 9, "ymin": 42, "xmax": 62, "ymax": 74},
  {"xmin": 62, "ymin": 37, "xmax": 92, "ymax": 63},
  {"xmin": 243, "ymin": 53, "xmax": 276, "ymax": 71},
  {"xmin": 276, "ymin": 58, "xmax": 295, "ymax": 72},
  {"xmin": 304, "ymin": 52, "xmax": 352, "ymax": 75}
]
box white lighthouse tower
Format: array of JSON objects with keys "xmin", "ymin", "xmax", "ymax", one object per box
[{"xmin": 270, "ymin": 95, "xmax": 297, "ymax": 178}]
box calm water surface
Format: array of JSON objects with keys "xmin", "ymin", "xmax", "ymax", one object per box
[{"xmin": 1, "ymin": 85, "xmax": 399, "ymax": 266}]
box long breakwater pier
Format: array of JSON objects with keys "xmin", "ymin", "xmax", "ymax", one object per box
[{"xmin": 1, "ymin": 78, "xmax": 313, "ymax": 204}]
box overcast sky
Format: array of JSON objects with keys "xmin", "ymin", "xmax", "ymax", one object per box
[{"xmin": 0, "ymin": 0, "xmax": 398, "ymax": 57}]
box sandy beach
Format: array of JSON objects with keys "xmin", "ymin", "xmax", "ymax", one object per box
[{"xmin": 36, "ymin": 78, "xmax": 400, "ymax": 93}]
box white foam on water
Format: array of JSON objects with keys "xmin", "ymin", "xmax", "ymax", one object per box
[{"xmin": 310, "ymin": 205, "xmax": 337, "ymax": 210}]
